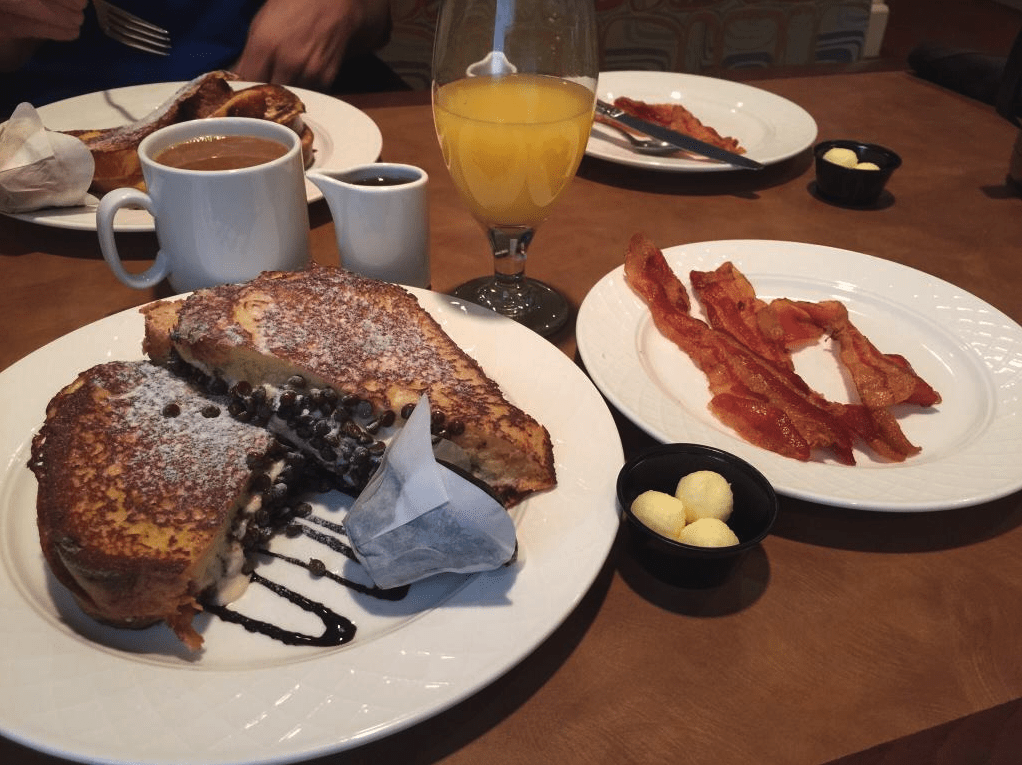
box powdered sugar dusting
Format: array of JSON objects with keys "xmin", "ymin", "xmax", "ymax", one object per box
[
  {"xmin": 52, "ymin": 361, "xmax": 274, "ymax": 533},
  {"xmin": 175, "ymin": 268, "xmax": 507, "ymax": 410}
]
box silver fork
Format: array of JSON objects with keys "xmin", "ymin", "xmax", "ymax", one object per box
[
  {"xmin": 593, "ymin": 119, "xmax": 680, "ymax": 156},
  {"xmin": 93, "ymin": 0, "xmax": 171, "ymax": 56}
]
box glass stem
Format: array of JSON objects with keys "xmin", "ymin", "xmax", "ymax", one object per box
[{"xmin": 483, "ymin": 226, "xmax": 536, "ymax": 314}]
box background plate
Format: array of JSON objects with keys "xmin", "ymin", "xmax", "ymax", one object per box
[
  {"xmin": 587, "ymin": 71, "xmax": 817, "ymax": 172},
  {"xmin": 577, "ymin": 239, "xmax": 1022, "ymax": 511},
  {"xmin": 0, "ymin": 292, "xmax": 622, "ymax": 764}
]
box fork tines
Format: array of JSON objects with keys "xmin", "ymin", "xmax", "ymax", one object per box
[{"xmin": 94, "ymin": 0, "xmax": 171, "ymax": 56}]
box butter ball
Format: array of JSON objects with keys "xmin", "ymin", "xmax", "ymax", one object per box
[
  {"xmin": 676, "ymin": 518, "xmax": 739, "ymax": 548},
  {"xmin": 631, "ymin": 490, "xmax": 687, "ymax": 541},
  {"xmin": 675, "ymin": 470, "xmax": 733, "ymax": 523},
  {"xmin": 854, "ymin": 161, "xmax": 881, "ymax": 171},
  {"xmin": 822, "ymin": 147, "xmax": 858, "ymax": 168}
]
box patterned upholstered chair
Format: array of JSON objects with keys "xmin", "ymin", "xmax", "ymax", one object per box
[{"xmin": 377, "ymin": 0, "xmax": 874, "ymax": 90}]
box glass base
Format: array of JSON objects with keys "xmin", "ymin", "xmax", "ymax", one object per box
[{"xmin": 450, "ymin": 276, "xmax": 570, "ymax": 337}]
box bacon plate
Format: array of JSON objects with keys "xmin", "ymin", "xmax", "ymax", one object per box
[{"xmin": 623, "ymin": 234, "xmax": 941, "ymax": 464}]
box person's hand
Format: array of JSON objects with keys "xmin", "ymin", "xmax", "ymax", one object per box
[
  {"xmin": 232, "ymin": 0, "xmax": 391, "ymax": 90},
  {"xmin": 0, "ymin": 0, "xmax": 87, "ymax": 71},
  {"xmin": 0, "ymin": 0, "xmax": 87, "ymax": 41}
]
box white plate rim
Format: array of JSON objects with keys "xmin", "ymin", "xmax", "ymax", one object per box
[
  {"xmin": 576, "ymin": 239, "xmax": 1022, "ymax": 511},
  {"xmin": 0, "ymin": 291, "xmax": 623, "ymax": 764},
  {"xmin": 7, "ymin": 81, "xmax": 383, "ymax": 232},
  {"xmin": 586, "ymin": 70, "xmax": 817, "ymax": 172}
]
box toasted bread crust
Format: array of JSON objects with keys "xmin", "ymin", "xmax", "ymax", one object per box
[
  {"xmin": 30, "ymin": 361, "xmax": 281, "ymax": 649},
  {"xmin": 142, "ymin": 266, "xmax": 557, "ymax": 505}
]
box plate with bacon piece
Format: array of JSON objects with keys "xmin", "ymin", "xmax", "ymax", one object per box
[
  {"xmin": 577, "ymin": 236, "xmax": 1022, "ymax": 511},
  {"xmin": 587, "ymin": 71, "xmax": 817, "ymax": 172}
]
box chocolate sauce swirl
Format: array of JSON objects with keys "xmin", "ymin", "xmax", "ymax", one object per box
[{"xmin": 201, "ymin": 515, "xmax": 408, "ymax": 647}]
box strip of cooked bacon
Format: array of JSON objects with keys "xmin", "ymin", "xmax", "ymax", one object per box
[
  {"xmin": 624, "ymin": 233, "xmax": 856, "ymax": 464},
  {"xmin": 624, "ymin": 234, "xmax": 944, "ymax": 464},
  {"xmin": 686, "ymin": 263, "xmax": 935, "ymax": 462},
  {"xmin": 690, "ymin": 262, "xmax": 793, "ymax": 370},
  {"xmin": 777, "ymin": 299, "xmax": 942, "ymax": 408},
  {"xmin": 769, "ymin": 298, "xmax": 829, "ymax": 346},
  {"xmin": 829, "ymin": 401, "xmax": 922, "ymax": 462},
  {"xmin": 612, "ymin": 96, "xmax": 746, "ymax": 155},
  {"xmin": 708, "ymin": 393, "xmax": 810, "ymax": 462},
  {"xmin": 690, "ymin": 279, "xmax": 932, "ymax": 459}
]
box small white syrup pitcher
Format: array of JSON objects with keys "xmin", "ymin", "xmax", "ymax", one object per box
[{"xmin": 307, "ymin": 163, "xmax": 430, "ymax": 289}]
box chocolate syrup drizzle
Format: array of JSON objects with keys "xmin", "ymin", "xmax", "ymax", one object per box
[
  {"xmin": 201, "ymin": 516, "xmax": 409, "ymax": 647},
  {"xmin": 168, "ymin": 368, "xmax": 458, "ymax": 650}
]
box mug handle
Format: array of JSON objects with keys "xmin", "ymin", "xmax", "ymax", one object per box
[{"xmin": 97, "ymin": 187, "xmax": 171, "ymax": 290}]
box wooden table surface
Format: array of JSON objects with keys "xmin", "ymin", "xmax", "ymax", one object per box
[{"xmin": 3, "ymin": 68, "xmax": 1022, "ymax": 765}]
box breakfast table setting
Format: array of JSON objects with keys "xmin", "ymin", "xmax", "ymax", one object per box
[{"xmin": 3, "ymin": 18, "xmax": 1022, "ymax": 764}]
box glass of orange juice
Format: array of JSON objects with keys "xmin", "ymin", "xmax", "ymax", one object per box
[{"xmin": 432, "ymin": 0, "xmax": 598, "ymax": 336}]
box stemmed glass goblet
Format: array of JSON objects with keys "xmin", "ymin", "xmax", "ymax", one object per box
[{"xmin": 431, "ymin": 0, "xmax": 599, "ymax": 336}]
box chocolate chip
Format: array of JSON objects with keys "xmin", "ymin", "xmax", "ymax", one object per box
[{"xmin": 250, "ymin": 473, "xmax": 272, "ymax": 491}]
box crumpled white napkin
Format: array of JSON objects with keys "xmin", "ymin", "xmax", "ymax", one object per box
[
  {"xmin": 346, "ymin": 393, "xmax": 518, "ymax": 589},
  {"xmin": 0, "ymin": 102, "xmax": 95, "ymax": 213}
]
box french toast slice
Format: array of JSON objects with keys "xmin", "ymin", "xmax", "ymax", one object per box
[
  {"xmin": 66, "ymin": 71, "xmax": 314, "ymax": 195},
  {"xmin": 65, "ymin": 71, "xmax": 238, "ymax": 194},
  {"xmin": 29, "ymin": 360, "xmax": 316, "ymax": 650},
  {"xmin": 141, "ymin": 265, "xmax": 557, "ymax": 506}
]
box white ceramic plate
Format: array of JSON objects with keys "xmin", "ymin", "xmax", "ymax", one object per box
[
  {"xmin": 11, "ymin": 82, "xmax": 383, "ymax": 231},
  {"xmin": 577, "ymin": 240, "xmax": 1022, "ymax": 511},
  {"xmin": 587, "ymin": 71, "xmax": 817, "ymax": 172},
  {"xmin": 0, "ymin": 292, "xmax": 622, "ymax": 764}
]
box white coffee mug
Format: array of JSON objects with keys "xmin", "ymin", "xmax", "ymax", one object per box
[
  {"xmin": 307, "ymin": 163, "xmax": 430, "ymax": 288},
  {"xmin": 98, "ymin": 117, "xmax": 310, "ymax": 293}
]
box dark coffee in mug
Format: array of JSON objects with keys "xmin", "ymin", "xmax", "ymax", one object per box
[{"xmin": 154, "ymin": 135, "xmax": 289, "ymax": 171}]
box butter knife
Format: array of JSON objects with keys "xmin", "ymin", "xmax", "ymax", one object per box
[{"xmin": 595, "ymin": 99, "xmax": 764, "ymax": 170}]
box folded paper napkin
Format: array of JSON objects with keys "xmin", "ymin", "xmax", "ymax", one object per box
[
  {"xmin": 346, "ymin": 394, "xmax": 518, "ymax": 589},
  {"xmin": 0, "ymin": 102, "xmax": 95, "ymax": 213}
]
